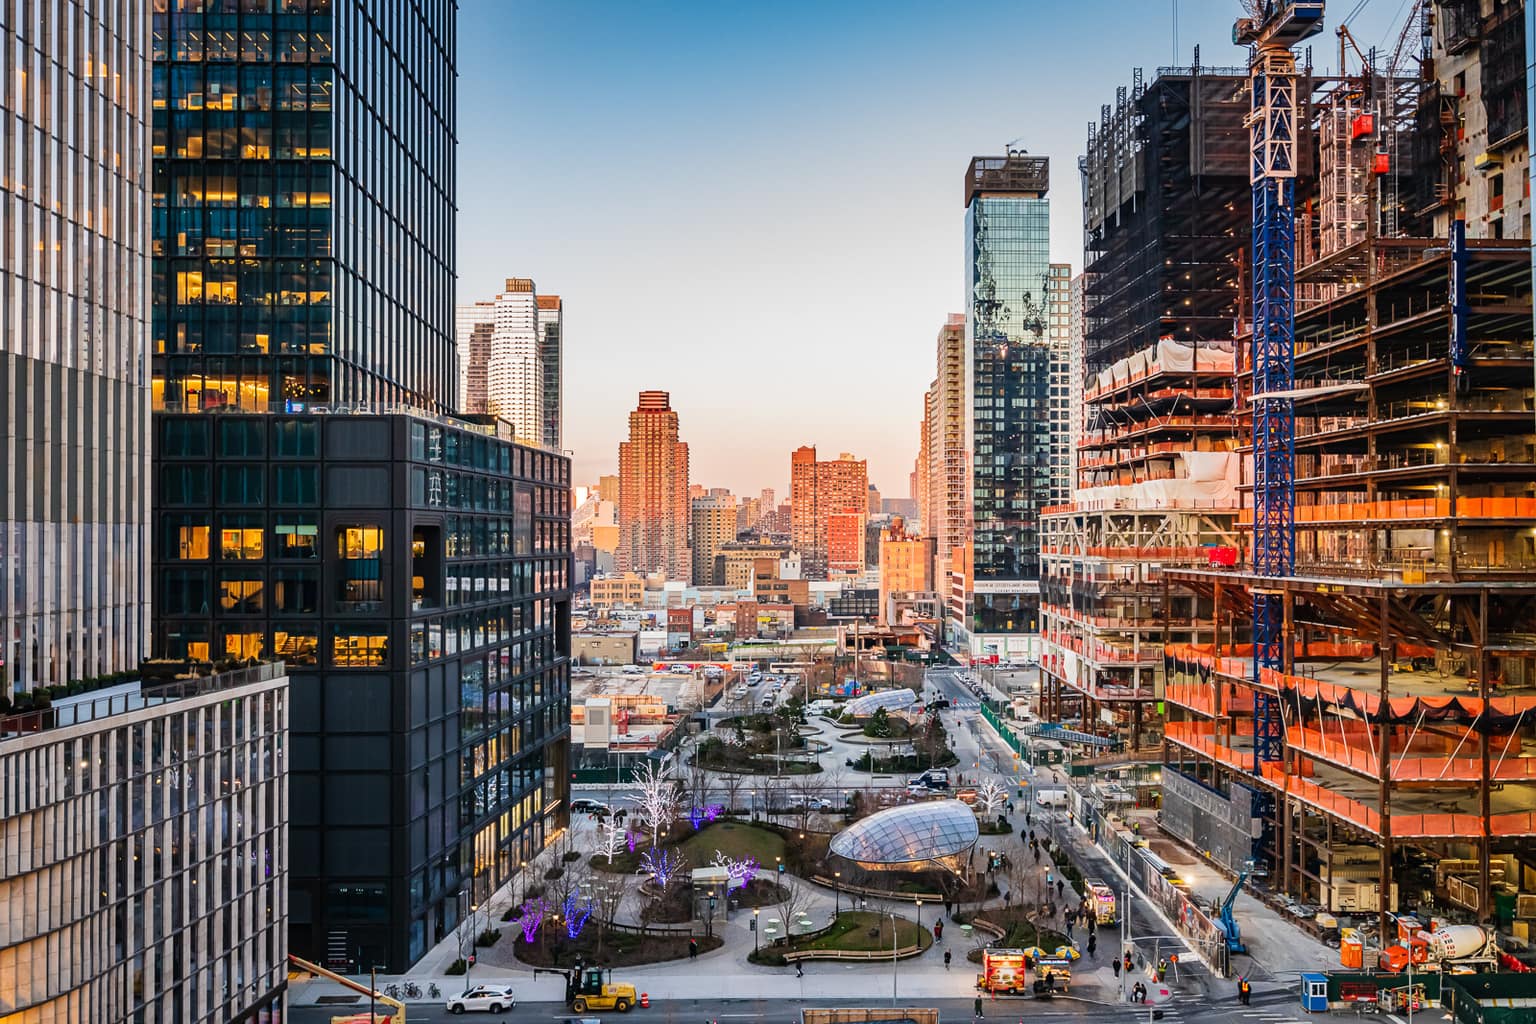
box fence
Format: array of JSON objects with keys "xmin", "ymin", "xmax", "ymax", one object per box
[
  {"xmin": 808, "ymin": 875, "xmax": 943, "ymax": 904},
  {"xmin": 782, "ymin": 944, "xmax": 925, "ymax": 963}
]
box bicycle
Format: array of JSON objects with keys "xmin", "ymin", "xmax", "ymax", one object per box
[
  {"xmin": 383, "ymin": 983, "xmax": 401, "ymax": 1000},
  {"xmin": 426, "ymin": 982, "xmax": 440, "ymax": 999},
  {"xmin": 401, "ymin": 981, "xmax": 422, "ymax": 1000}
]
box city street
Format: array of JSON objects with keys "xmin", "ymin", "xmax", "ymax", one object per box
[{"xmin": 288, "ymin": 991, "xmax": 1317, "ymax": 1024}]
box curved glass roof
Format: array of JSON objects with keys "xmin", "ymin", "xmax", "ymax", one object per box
[
  {"xmin": 829, "ymin": 799, "xmax": 979, "ymax": 867},
  {"xmin": 846, "ymin": 688, "xmax": 917, "ymax": 717}
]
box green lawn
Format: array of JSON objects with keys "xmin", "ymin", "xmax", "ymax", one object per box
[
  {"xmin": 678, "ymin": 821, "xmax": 785, "ymax": 867},
  {"xmin": 797, "ymin": 911, "xmax": 931, "ymax": 952}
]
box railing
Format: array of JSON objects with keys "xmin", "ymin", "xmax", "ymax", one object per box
[{"xmin": 0, "ymin": 662, "xmax": 286, "ymax": 739}]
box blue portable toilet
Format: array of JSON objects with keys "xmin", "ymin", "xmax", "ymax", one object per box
[{"xmin": 1299, "ymin": 973, "xmax": 1328, "ymax": 1012}]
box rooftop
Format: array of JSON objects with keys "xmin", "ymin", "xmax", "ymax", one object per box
[{"xmin": 1, "ymin": 663, "xmax": 286, "ymax": 743}]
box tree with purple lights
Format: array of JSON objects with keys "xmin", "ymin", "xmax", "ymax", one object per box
[
  {"xmin": 640, "ymin": 846, "xmax": 686, "ymax": 890},
  {"xmin": 712, "ymin": 850, "xmax": 759, "ymax": 892},
  {"xmin": 562, "ymin": 891, "xmax": 594, "ymax": 938},
  {"xmin": 515, "ymin": 897, "xmax": 550, "ymax": 943}
]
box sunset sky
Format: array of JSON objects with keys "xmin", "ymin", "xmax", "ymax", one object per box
[{"xmin": 456, "ymin": 0, "xmax": 1403, "ymax": 496}]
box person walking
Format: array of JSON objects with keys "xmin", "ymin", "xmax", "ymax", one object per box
[
  {"xmin": 795, "ymin": 962, "xmax": 804, "ymax": 978},
  {"xmin": 973, "ymin": 996, "xmax": 984, "ymax": 1020},
  {"xmin": 688, "ymin": 937, "xmax": 698, "ymax": 960},
  {"xmin": 1157, "ymin": 957, "xmax": 1168, "ymax": 983},
  {"xmin": 934, "ymin": 920, "xmax": 943, "ymax": 942},
  {"xmin": 1087, "ymin": 933, "xmax": 1097, "ymax": 958},
  {"xmin": 1238, "ymin": 976, "xmax": 1251, "ymax": 1006},
  {"xmin": 1110, "ymin": 951, "xmax": 1119, "ymax": 978},
  {"xmin": 944, "ymin": 949, "xmax": 952, "ymax": 971}
]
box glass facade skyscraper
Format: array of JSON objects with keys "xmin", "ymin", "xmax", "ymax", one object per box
[
  {"xmin": 963, "ymin": 154, "xmax": 1053, "ymax": 657},
  {"xmin": 1, "ymin": 1, "xmax": 151, "ymax": 691},
  {"xmin": 149, "ymin": 0, "xmax": 573, "ymax": 974},
  {"xmin": 151, "ymin": 0, "xmax": 456, "ymax": 412}
]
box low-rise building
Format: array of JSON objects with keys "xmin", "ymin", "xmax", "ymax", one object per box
[
  {"xmin": 591, "ymin": 573, "xmax": 647, "ymax": 609},
  {"xmin": 0, "ymin": 665, "xmax": 290, "ymax": 1023},
  {"xmin": 573, "ymin": 632, "xmax": 639, "ymax": 665}
]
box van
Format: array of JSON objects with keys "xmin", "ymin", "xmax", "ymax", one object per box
[
  {"xmin": 1035, "ymin": 789, "xmax": 1069, "ymax": 809},
  {"xmin": 621, "ymin": 664, "xmax": 644, "ymax": 675},
  {"xmin": 807, "ymin": 699, "xmax": 837, "ymax": 716},
  {"xmin": 909, "ymin": 768, "xmax": 950, "ymax": 788}
]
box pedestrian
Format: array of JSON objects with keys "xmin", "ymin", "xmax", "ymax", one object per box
[
  {"xmin": 1064, "ymin": 919, "xmax": 1073, "ymax": 939},
  {"xmin": 944, "ymin": 949, "xmax": 952, "ymax": 971},
  {"xmin": 1111, "ymin": 956, "xmax": 1120, "ymax": 979},
  {"xmin": 796, "ymin": 962, "xmax": 804, "ymax": 978},
  {"xmin": 689, "ymin": 937, "xmax": 698, "ymax": 960},
  {"xmin": 1033, "ymin": 847, "xmax": 1041, "ymax": 864},
  {"xmin": 1056, "ymin": 878, "xmax": 1064, "ymax": 898},
  {"xmin": 973, "ymin": 996, "xmax": 984, "ymax": 1020},
  {"xmin": 1238, "ymin": 976, "xmax": 1251, "ymax": 1006},
  {"xmin": 1087, "ymin": 933, "xmax": 1097, "ymax": 958},
  {"xmin": 1004, "ymin": 891, "xmax": 1012, "ymax": 908},
  {"xmin": 1026, "ymin": 812, "xmax": 1033, "ymax": 827},
  {"xmin": 1157, "ymin": 958, "xmax": 1168, "ymax": 983}
]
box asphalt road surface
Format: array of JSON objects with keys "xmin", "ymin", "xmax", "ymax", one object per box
[{"xmin": 289, "ymin": 990, "xmax": 1324, "ymax": 1024}]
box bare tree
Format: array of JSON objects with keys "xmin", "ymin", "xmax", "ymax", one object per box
[
  {"xmin": 976, "ymin": 780, "xmax": 1008, "ymax": 819},
  {"xmin": 787, "ymin": 772, "xmax": 821, "ymax": 833},
  {"xmin": 719, "ymin": 770, "xmax": 748, "ymax": 819},
  {"xmin": 597, "ymin": 815, "xmax": 629, "ymax": 865},
  {"xmin": 591, "ymin": 873, "xmax": 631, "ymax": 959},
  {"xmin": 774, "ymin": 875, "xmax": 816, "ymax": 942},
  {"xmin": 633, "ymin": 759, "xmax": 680, "ymax": 847}
]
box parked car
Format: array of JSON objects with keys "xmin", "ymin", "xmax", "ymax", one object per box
[
  {"xmin": 446, "ymin": 984, "xmax": 516, "ymax": 1014},
  {"xmin": 571, "ymin": 798, "xmax": 611, "ymax": 816}
]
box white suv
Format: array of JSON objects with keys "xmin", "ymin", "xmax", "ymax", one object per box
[{"xmin": 446, "ymin": 984, "xmax": 516, "ymax": 1014}]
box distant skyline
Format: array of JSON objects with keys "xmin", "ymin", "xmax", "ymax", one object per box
[{"xmin": 457, "ymin": 0, "xmax": 1406, "ymax": 497}]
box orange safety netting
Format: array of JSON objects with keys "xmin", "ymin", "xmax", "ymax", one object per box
[
  {"xmin": 1260, "ymin": 667, "xmax": 1536, "ymax": 721},
  {"xmin": 1163, "ymin": 682, "xmax": 1254, "ymax": 717}
]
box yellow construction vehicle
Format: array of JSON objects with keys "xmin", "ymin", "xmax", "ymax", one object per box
[
  {"xmin": 565, "ymin": 965, "xmax": 638, "ymax": 1012},
  {"xmin": 288, "ymin": 954, "xmax": 404, "ymax": 1023}
]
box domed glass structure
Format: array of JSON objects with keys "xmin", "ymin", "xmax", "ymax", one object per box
[
  {"xmin": 829, "ymin": 799, "xmax": 979, "ymax": 871},
  {"xmin": 845, "ymin": 688, "xmax": 917, "ymax": 717}
]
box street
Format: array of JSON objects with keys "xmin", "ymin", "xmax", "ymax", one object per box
[{"xmin": 287, "ymin": 991, "xmax": 1319, "ymax": 1024}]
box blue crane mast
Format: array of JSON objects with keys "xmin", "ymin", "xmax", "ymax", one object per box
[{"xmin": 1234, "ymin": 1, "xmax": 1323, "ymax": 769}]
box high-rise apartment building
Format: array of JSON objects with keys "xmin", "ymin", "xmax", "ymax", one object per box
[
  {"xmin": 617, "ymin": 391, "xmax": 692, "ymax": 581},
  {"xmin": 0, "ymin": 665, "xmax": 290, "ymax": 1022},
  {"xmin": 1046, "ymin": 263, "xmax": 1074, "ymax": 507},
  {"xmin": 962, "ymin": 152, "xmax": 1053, "ymax": 660},
  {"xmin": 690, "ymin": 494, "xmax": 738, "ymax": 585},
  {"xmin": 924, "ymin": 314, "xmax": 971, "ymax": 640},
  {"xmin": 599, "ymin": 474, "xmax": 620, "ymax": 502},
  {"xmin": 151, "ymin": 3, "xmax": 573, "ymax": 972},
  {"xmin": 790, "ymin": 447, "xmax": 868, "ymax": 578},
  {"xmin": 2, "ymin": 1, "xmax": 150, "ymax": 691},
  {"xmin": 457, "ymin": 279, "xmax": 556, "ymax": 446},
  {"xmin": 537, "ymin": 294, "xmax": 563, "ymax": 450}
]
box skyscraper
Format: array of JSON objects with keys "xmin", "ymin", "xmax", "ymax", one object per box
[
  {"xmin": 690, "ymin": 494, "xmax": 739, "ymax": 585},
  {"xmin": 962, "ymin": 151, "xmax": 1053, "ymax": 661},
  {"xmin": 2, "ymin": 1, "xmax": 150, "ymax": 691},
  {"xmin": 1046, "ymin": 263, "xmax": 1074, "ymax": 507},
  {"xmin": 458, "ymin": 279, "xmax": 546, "ymax": 445},
  {"xmin": 924, "ymin": 314, "xmax": 971, "ymax": 640},
  {"xmin": 790, "ymin": 446, "xmax": 868, "ymax": 578},
  {"xmin": 152, "ymin": 1, "xmax": 455, "ymax": 411},
  {"xmin": 537, "ymin": 294, "xmax": 563, "ymax": 450},
  {"xmin": 152, "ymin": 3, "xmax": 573, "ymax": 972},
  {"xmin": 617, "ymin": 391, "xmax": 692, "ymax": 581}
]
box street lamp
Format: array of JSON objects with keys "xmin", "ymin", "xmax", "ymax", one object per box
[
  {"xmin": 916, "ymin": 898, "xmax": 923, "ymax": 932},
  {"xmin": 834, "ymin": 871, "xmax": 842, "ymax": 915},
  {"xmin": 753, "ymin": 907, "xmax": 761, "ymax": 952},
  {"xmin": 887, "ymin": 911, "xmax": 899, "ymax": 1008}
]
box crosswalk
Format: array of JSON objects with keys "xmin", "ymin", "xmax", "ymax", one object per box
[
  {"xmin": 1113, "ymin": 1008, "xmax": 1315, "ymax": 1024},
  {"xmin": 952, "ymin": 698, "xmax": 983, "ymax": 710}
]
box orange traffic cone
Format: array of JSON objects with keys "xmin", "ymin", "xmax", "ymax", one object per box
[{"xmin": 641, "ymin": 992, "xmax": 650, "ymax": 1009}]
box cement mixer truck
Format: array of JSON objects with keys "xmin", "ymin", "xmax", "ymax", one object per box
[{"xmin": 1378, "ymin": 921, "xmax": 1498, "ymax": 974}]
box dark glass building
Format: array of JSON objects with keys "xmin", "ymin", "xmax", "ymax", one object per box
[
  {"xmin": 150, "ymin": 0, "xmax": 571, "ymax": 973},
  {"xmin": 153, "ymin": 411, "xmax": 572, "ymax": 971},
  {"xmin": 151, "ymin": 0, "xmax": 456, "ymax": 411},
  {"xmin": 962, "ymin": 153, "xmax": 1053, "ymax": 660}
]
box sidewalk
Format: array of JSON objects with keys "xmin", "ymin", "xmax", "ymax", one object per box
[{"xmin": 1138, "ymin": 828, "xmax": 1339, "ymax": 981}]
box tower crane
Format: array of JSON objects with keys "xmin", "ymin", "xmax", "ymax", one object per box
[{"xmin": 1232, "ymin": 0, "xmax": 1323, "ymax": 801}]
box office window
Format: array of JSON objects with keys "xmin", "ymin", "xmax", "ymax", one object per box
[
  {"xmin": 161, "ymin": 570, "xmax": 211, "ymax": 616},
  {"xmin": 222, "ymin": 628, "xmax": 265, "ymax": 661},
  {"xmin": 161, "ymin": 417, "xmax": 210, "ymax": 456},
  {"xmin": 161, "ymin": 466, "xmax": 211, "ymax": 505},
  {"xmin": 273, "ymin": 568, "xmax": 320, "ymax": 614},
  {"xmin": 218, "ymin": 572, "xmax": 265, "ymax": 614},
  {"xmin": 273, "ymin": 630, "xmax": 319, "ymax": 665},
  {"xmin": 274, "ymin": 465, "xmax": 319, "ymax": 504},
  {"xmin": 164, "ymin": 517, "xmax": 212, "ymax": 559},
  {"xmin": 337, "ymin": 526, "xmax": 384, "ymax": 611},
  {"xmin": 218, "ymin": 465, "xmax": 265, "ymax": 504},
  {"xmin": 273, "ymin": 418, "xmax": 320, "ymax": 455},
  {"xmin": 219, "ymin": 417, "xmax": 266, "ymax": 456},
  {"xmin": 333, "ymin": 629, "xmax": 389, "ymax": 667},
  {"xmin": 220, "ymin": 514, "xmax": 265, "ymax": 559},
  {"xmin": 275, "ymin": 515, "xmax": 319, "ymax": 558}
]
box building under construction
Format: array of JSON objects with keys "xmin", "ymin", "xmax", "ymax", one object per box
[
  {"xmin": 1157, "ymin": 0, "xmax": 1535, "ymax": 943},
  {"xmin": 1040, "ymin": 63, "xmax": 1251, "ymax": 753}
]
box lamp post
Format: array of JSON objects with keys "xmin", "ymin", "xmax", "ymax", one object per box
[
  {"xmin": 834, "ymin": 871, "xmax": 842, "ymax": 916},
  {"xmin": 916, "ymin": 898, "xmax": 924, "ymax": 932},
  {"xmin": 754, "ymin": 907, "xmax": 761, "ymax": 952},
  {"xmin": 888, "ymin": 911, "xmax": 899, "ymax": 1008}
]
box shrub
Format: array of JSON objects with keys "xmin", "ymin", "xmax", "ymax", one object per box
[
  {"xmin": 563, "ymin": 850, "xmax": 581, "ymax": 862},
  {"xmin": 544, "ymin": 866, "xmax": 564, "ymax": 880},
  {"xmin": 476, "ymin": 928, "xmax": 501, "ymax": 947},
  {"xmin": 445, "ymin": 958, "xmax": 467, "ymax": 975}
]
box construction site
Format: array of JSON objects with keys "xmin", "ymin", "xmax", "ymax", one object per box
[{"xmin": 1042, "ymin": 0, "xmax": 1536, "ymax": 960}]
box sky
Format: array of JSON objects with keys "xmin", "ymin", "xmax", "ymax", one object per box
[{"xmin": 457, "ymin": 0, "xmax": 1408, "ymax": 498}]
